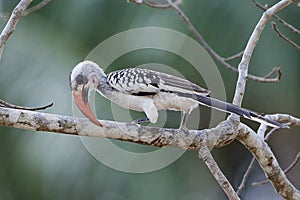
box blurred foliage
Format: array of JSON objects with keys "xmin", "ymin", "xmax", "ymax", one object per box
[{"xmin": 0, "ymin": 0, "xmax": 299, "ymax": 199}]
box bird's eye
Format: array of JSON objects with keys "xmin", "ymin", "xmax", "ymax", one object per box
[{"xmin": 75, "ymin": 74, "xmax": 87, "ymax": 85}]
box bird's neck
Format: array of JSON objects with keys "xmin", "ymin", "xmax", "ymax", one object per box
[{"xmin": 97, "ymin": 75, "xmax": 114, "ymax": 96}]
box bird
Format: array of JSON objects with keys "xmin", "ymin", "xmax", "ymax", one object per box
[{"xmin": 69, "ymin": 60, "xmax": 286, "ymax": 130}]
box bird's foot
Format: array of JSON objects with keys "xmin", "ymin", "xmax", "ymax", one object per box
[
  {"xmin": 179, "ymin": 125, "xmax": 188, "ymax": 132},
  {"xmin": 131, "ymin": 117, "xmax": 150, "ymax": 124}
]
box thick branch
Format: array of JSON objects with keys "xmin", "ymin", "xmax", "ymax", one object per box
[
  {"xmin": 253, "ymin": 151, "xmax": 300, "ymax": 186},
  {"xmin": 0, "ymin": 0, "xmax": 32, "ymax": 59},
  {"xmin": 0, "ymin": 106, "xmax": 237, "ymax": 150},
  {"xmin": 237, "ymin": 124, "xmax": 300, "ymax": 199},
  {"xmin": 1, "ymin": 106, "xmax": 298, "ymax": 198}
]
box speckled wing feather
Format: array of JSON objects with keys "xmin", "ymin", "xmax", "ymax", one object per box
[
  {"xmin": 106, "ymin": 68, "xmax": 211, "ymax": 96},
  {"xmin": 153, "ymin": 70, "xmax": 211, "ymax": 96},
  {"xmin": 106, "ymin": 68, "xmax": 161, "ymax": 94}
]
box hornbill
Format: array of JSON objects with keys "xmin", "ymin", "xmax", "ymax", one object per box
[{"xmin": 69, "ymin": 60, "xmax": 286, "ymax": 129}]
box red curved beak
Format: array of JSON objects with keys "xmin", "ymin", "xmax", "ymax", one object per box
[{"xmin": 72, "ymin": 87, "xmax": 102, "ymax": 127}]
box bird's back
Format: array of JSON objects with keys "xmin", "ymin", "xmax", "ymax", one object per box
[{"xmin": 106, "ymin": 68, "xmax": 211, "ymax": 97}]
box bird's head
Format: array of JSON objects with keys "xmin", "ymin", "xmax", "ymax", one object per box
[{"xmin": 69, "ymin": 60, "xmax": 104, "ymax": 126}]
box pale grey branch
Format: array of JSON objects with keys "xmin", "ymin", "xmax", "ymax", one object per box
[
  {"xmin": 237, "ymin": 124, "xmax": 300, "ymax": 199},
  {"xmin": 199, "ymin": 146, "xmax": 240, "ymax": 200},
  {"xmin": 1, "ymin": 106, "xmax": 299, "ymax": 199},
  {"xmin": 284, "ymin": 151, "xmax": 300, "ymax": 174},
  {"xmin": 164, "ymin": 0, "xmax": 281, "ymax": 83},
  {"xmin": 252, "ymin": 0, "xmax": 300, "ymax": 35},
  {"xmin": 272, "ymin": 22, "xmax": 300, "ymax": 50},
  {"xmin": 0, "ymin": 99, "xmax": 53, "ymax": 111},
  {"xmin": 264, "ymin": 113, "xmax": 300, "ymax": 126},
  {"xmin": 129, "ymin": 0, "xmax": 183, "ymax": 9},
  {"xmin": 252, "ymin": 151, "xmax": 300, "ymax": 187},
  {"xmin": 23, "ymin": 0, "xmax": 52, "ymax": 16},
  {"xmin": 236, "ymin": 157, "xmax": 256, "ymax": 196},
  {"xmin": 0, "ymin": 0, "xmax": 32, "ymax": 59},
  {"xmin": 232, "ymin": 0, "xmax": 295, "ymax": 107},
  {"xmin": 0, "ymin": 106, "xmax": 235, "ymax": 150}
]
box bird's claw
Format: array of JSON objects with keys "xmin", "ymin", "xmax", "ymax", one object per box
[{"xmin": 131, "ymin": 117, "xmax": 150, "ymax": 124}]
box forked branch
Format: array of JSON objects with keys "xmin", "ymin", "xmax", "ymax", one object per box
[
  {"xmin": 0, "ymin": 0, "xmax": 33, "ymax": 59},
  {"xmin": 165, "ymin": 0, "xmax": 282, "ymax": 83}
]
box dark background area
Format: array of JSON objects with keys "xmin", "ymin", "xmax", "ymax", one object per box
[{"xmin": 0, "ymin": 0, "xmax": 299, "ymax": 199}]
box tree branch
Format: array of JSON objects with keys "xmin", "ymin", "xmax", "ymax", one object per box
[
  {"xmin": 252, "ymin": 0, "xmax": 300, "ymax": 35},
  {"xmin": 164, "ymin": 0, "xmax": 281, "ymax": 83},
  {"xmin": 272, "ymin": 22, "xmax": 300, "ymax": 50},
  {"xmin": 0, "ymin": 0, "xmax": 33, "ymax": 60},
  {"xmin": 129, "ymin": 0, "xmax": 183, "ymax": 9},
  {"xmin": 236, "ymin": 157, "xmax": 256, "ymax": 196},
  {"xmin": 0, "ymin": 99, "xmax": 53, "ymax": 111},
  {"xmin": 0, "ymin": 106, "xmax": 299, "ymax": 198},
  {"xmin": 262, "ymin": 113, "xmax": 300, "ymax": 126},
  {"xmin": 0, "ymin": 0, "xmax": 54, "ymax": 111},
  {"xmin": 237, "ymin": 124, "xmax": 300, "ymax": 199},
  {"xmin": 1, "ymin": 1, "xmax": 299, "ymax": 199},
  {"xmin": 199, "ymin": 146, "xmax": 240, "ymax": 200},
  {"xmin": 232, "ymin": 0, "xmax": 295, "ymax": 107},
  {"xmin": 223, "ymin": 50, "xmax": 244, "ymax": 62},
  {"xmin": 284, "ymin": 151, "xmax": 300, "ymax": 174},
  {"xmin": 252, "ymin": 151, "xmax": 300, "ymax": 186},
  {"xmin": 0, "ymin": 106, "xmax": 238, "ymax": 150},
  {"xmin": 23, "ymin": 0, "xmax": 52, "ymax": 16}
]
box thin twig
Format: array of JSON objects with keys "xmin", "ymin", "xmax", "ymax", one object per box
[
  {"xmin": 165, "ymin": 0, "xmax": 281, "ymax": 83},
  {"xmin": 129, "ymin": 0, "xmax": 183, "ymax": 9},
  {"xmin": 264, "ymin": 127, "xmax": 279, "ymax": 141},
  {"xmin": 263, "ymin": 66, "xmax": 281, "ymax": 79},
  {"xmin": 0, "ymin": 0, "xmax": 33, "ymax": 60},
  {"xmin": 284, "ymin": 151, "xmax": 300, "ymax": 174},
  {"xmin": 1, "ymin": 0, "xmax": 51, "ymax": 18},
  {"xmin": 23, "ymin": 0, "xmax": 52, "ymax": 16},
  {"xmin": 223, "ymin": 50, "xmax": 244, "ymax": 62},
  {"xmin": 0, "ymin": 99, "xmax": 53, "ymax": 111},
  {"xmin": 247, "ymin": 67, "xmax": 281, "ymax": 83},
  {"xmin": 252, "ymin": 0, "xmax": 300, "ymax": 35},
  {"xmin": 165, "ymin": 0, "xmax": 238, "ymax": 71},
  {"xmin": 236, "ymin": 157, "xmax": 256, "ymax": 196},
  {"xmin": 252, "ymin": 178, "xmax": 270, "ymax": 186},
  {"xmin": 272, "ymin": 22, "xmax": 300, "ymax": 50}
]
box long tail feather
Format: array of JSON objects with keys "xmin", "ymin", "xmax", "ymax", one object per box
[{"xmin": 177, "ymin": 92, "xmax": 287, "ymax": 128}]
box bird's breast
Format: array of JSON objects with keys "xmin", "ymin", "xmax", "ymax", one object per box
[
  {"xmin": 108, "ymin": 91, "xmax": 153, "ymax": 112},
  {"xmin": 153, "ymin": 92, "xmax": 198, "ymax": 113},
  {"xmin": 105, "ymin": 90, "xmax": 198, "ymax": 113}
]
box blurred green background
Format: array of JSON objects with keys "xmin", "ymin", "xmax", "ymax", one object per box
[{"xmin": 0, "ymin": 0, "xmax": 299, "ymax": 199}]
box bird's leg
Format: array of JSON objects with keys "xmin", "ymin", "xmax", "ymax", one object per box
[
  {"xmin": 179, "ymin": 112, "xmax": 189, "ymax": 130},
  {"xmin": 131, "ymin": 117, "xmax": 150, "ymax": 124}
]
